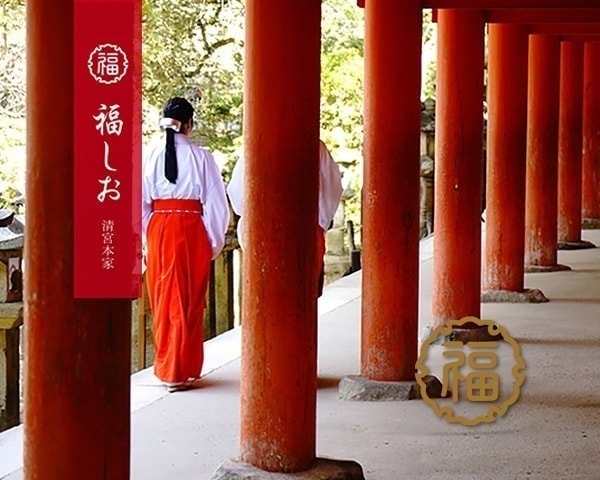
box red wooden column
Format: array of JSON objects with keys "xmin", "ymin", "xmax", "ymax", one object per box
[
  {"xmin": 484, "ymin": 23, "xmax": 529, "ymax": 295},
  {"xmin": 361, "ymin": 0, "xmax": 421, "ymax": 382},
  {"xmin": 525, "ymin": 34, "xmax": 569, "ymax": 271},
  {"xmin": 558, "ymin": 41, "xmax": 593, "ymax": 248},
  {"xmin": 432, "ymin": 9, "xmax": 484, "ymax": 329},
  {"xmin": 582, "ymin": 41, "xmax": 600, "ymax": 228},
  {"xmin": 25, "ymin": 1, "xmax": 131, "ymax": 479},
  {"xmin": 239, "ymin": 0, "xmax": 321, "ymax": 474}
]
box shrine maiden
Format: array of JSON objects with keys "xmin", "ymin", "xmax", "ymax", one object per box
[
  {"xmin": 142, "ymin": 97, "xmax": 229, "ymax": 392},
  {"xmin": 227, "ymin": 139, "xmax": 343, "ymax": 296}
]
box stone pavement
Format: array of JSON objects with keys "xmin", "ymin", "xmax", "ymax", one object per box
[{"xmin": 1, "ymin": 230, "xmax": 599, "ymax": 479}]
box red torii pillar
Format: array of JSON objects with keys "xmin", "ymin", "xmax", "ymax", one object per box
[
  {"xmin": 558, "ymin": 41, "xmax": 594, "ymax": 248},
  {"xmin": 360, "ymin": 0, "xmax": 421, "ymax": 383},
  {"xmin": 484, "ymin": 23, "xmax": 543, "ymax": 302},
  {"xmin": 432, "ymin": 9, "xmax": 485, "ymax": 333},
  {"xmin": 25, "ymin": 1, "xmax": 131, "ymax": 478},
  {"xmin": 213, "ymin": 0, "xmax": 363, "ymax": 477},
  {"xmin": 525, "ymin": 34, "xmax": 570, "ymax": 272},
  {"xmin": 582, "ymin": 41, "xmax": 600, "ymax": 229}
]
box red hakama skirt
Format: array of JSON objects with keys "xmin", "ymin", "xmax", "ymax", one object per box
[{"xmin": 146, "ymin": 199, "xmax": 211, "ymax": 384}]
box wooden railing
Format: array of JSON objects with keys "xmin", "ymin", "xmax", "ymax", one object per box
[
  {"xmin": 0, "ymin": 233, "xmax": 241, "ymax": 432},
  {"xmin": 2, "ymin": 221, "xmax": 356, "ymax": 431}
]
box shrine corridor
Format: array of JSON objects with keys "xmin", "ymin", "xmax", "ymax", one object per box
[{"xmin": 1, "ymin": 230, "xmax": 599, "ymax": 479}]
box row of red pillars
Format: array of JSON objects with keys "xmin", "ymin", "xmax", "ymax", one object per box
[
  {"xmin": 23, "ymin": 1, "xmax": 600, "ymax": 479},
  {"xmin": 435, "ymin": 17, "xmax": 600, "ymax": 329}
]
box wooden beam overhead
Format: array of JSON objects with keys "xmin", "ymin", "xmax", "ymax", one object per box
[
  {"xmin": 361, "ymin": 1, "xmax": 600, "ymax": 10},
  {"xmin": 529, "ymin": 23, "xmax": 600, "ymax": 34},
  {"xmin": 423, "ymin": 0, "xmax": 600, "ymax": 8},
  {"xmin": 558, "ymin": 35, "xmax": 600, "ymax": 41},
  {"xmin": 485, "ymin": 9, "xmax": 600, "ymax": 24}
]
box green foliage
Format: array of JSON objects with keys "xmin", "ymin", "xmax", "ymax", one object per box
[
  {"xmin": 142, "ymin": 0, "xmax": 245, "ymax": 158},
  {"xmin": 320, "ymin": 1, "xmax": 364, "ymax": 151},
  {"xmin": 0, "ymin": 0, "xmax": 25, "ymax": 118},
  {"xmin": 421, "ymin": 9, "xmax": 437, "ymax": 100},
  {"xmin": 320, "ymin": 0, "xmax": 365, "ymax": 230},
  {"xmin": 422, "ymin": 60, "xmax": 437, "ymax": 101},
  {"xmin": 0, "ymin": 0, "xmax": 25, "ymax": 43},
  {"xmin": 0, "ymin": 115, "xmax": 25, "ymax": 210},
  {"xmin": 422, "ymin": 9, "xmax": 435, "ymax": 45},
  {"xmin": 0, "ymin": 183, "xmax": 21, "ymax": 210},
  {"xmin": 0, "ymin": 0, "xmax": 26, "ymax": 209},
  {"xmin": 0, "ymin": 0, "xmax": 438, "ymax": 234},
  {"xmin": 0, "ymin": 1, "xmax": 24, "ymax": 113}
]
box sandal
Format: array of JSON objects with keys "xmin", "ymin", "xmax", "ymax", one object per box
[{"xmin": 167, "ymin": 383, "xmax": 191, "ymax": 393}]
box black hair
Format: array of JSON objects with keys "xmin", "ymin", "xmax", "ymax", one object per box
[{"xmin": 162, "ymin": 97, "xmax": 194, "ymax": 183}]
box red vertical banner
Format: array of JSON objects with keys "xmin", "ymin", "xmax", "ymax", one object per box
[{"xmin": 74, "ymin": 0, "xmax": 142, "ymax": 298}]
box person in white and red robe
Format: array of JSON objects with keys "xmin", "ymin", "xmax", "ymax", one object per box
[
  {"xmin": 142, "ymin": 97, "xmax": 229, "ymax": 392},
  {"xmin": 227, "ymin": 139, "xmax": 343, "ymax": 296}
]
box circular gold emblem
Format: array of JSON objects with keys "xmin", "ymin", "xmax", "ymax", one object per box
[{"xmin": 416, "ymin": 316, "xmax": 526, "ymax": 426}]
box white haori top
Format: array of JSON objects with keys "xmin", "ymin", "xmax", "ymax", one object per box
[
  {"xmin": 142, "ymin": 134, "xmax": 230, "ymax": 259},
  {"xmin": 226, "ymin": 140, "xmax": 343, "ymax": 249}
]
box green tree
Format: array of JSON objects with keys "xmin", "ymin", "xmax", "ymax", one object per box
[
  {"xmin": 142, "ymin": 0, "xmax": 245, "ymax": 164},
  {"xmin": 0, "ymin": 0, "xmax": 26, "ymax": 210},
  {"xmin": 320, "ymin": 0, "xmax": 365, "ymax": 228},
  {"xmin": 1, "ymin": 0, "xmax": 436, "ymax": 225},
  {"xmin": 421, "ymin": 9, "xmax": 437, "ymax": 100},
  {"xmin": 0, "ymin": 0, "xmax": 25, "ymax": 120}
]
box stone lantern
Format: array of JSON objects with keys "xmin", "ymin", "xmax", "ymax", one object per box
[
  {"xmin": 0, "ymin": 210, "xmax": 24, "ymax": 430},
  {"xmin": 0, "ymin": 210, "xmax": 24, "ymax": 303}
]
